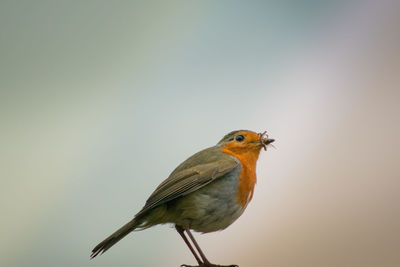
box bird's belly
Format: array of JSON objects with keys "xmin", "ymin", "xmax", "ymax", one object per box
[{"xmin": 170, "ymin": 167, "xmax": 246, "ymax": 233}]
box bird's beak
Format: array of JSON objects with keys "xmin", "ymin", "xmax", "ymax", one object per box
[
  {"xmin": 264, "ymin": 138, "xmax": 275, "ymax": 145},
  {"xmin": 258, "ymin": 131, "xmax": 275, "ymax": 150}
]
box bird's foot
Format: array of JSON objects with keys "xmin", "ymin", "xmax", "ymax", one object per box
[{"xmin": 180, "ymin": 264, "xmax": 238, "ymax": 267}]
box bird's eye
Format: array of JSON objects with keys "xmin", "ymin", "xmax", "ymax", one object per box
[{"xmin": 235, "ymin": 135, "xmax": 245, "ymax": 142}]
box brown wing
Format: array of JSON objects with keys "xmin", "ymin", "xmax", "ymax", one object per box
[
  {"xmin": 90, "ymin": 146, "xmax": 238, "ymax": 258},
  {"xmin": 136, "ymin": 155, "xmax": 238, "ymax": 217}
]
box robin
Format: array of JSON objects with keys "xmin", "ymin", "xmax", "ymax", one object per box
[{"xmin": 91, "ymin": 130, "xmax": 274, "ymax": 267}]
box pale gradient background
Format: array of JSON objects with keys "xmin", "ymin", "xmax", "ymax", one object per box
[{"xmin": 1, "ymin": 1, "xmax": 399, "ymax": 267}]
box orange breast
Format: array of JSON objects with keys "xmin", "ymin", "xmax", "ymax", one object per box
[{"xmin": 220, "ymin": 147, "xmax": 260, "ymax": 207}]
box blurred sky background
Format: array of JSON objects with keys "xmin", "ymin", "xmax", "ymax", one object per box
[{"xmin": 1, "ymin": 1, "xmax": 399, "ymax": 267}]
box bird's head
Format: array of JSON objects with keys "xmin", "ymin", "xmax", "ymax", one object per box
[{"xmin": 217, "ymin": 130, "xmax": 274, "ymax": 155}]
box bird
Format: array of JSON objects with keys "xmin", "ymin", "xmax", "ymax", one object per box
[{"xmin": 91, "ymin": 130, "xmax": 275, "ymax": 267}]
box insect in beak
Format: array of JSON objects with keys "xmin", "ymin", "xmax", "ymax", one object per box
[{"xmin": 258, "ymin": 131, "xmax": 275, "ymax": 150}]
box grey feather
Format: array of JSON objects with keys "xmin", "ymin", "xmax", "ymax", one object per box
[{"xmin": 136, "ymin": 147, "xmax": 238, "ymax": 217}]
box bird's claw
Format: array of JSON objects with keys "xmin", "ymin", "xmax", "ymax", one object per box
[{"xmin": 180, "ymin": 264, "xmax": 238, "ymax": 267}]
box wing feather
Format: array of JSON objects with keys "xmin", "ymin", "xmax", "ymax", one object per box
[{"xmin": 136, "ymin": 157, "xmax": 238, "ymax": 216}]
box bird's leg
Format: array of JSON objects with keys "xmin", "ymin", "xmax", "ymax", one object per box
[
  {"xmin": 184, "ymin": 228, "xmax": 212, "ymax": 265},
  {"xmin": 177, "ymin": 225, "xmax": 238, "ymax": 267},
  {"xmin": 184, "ymin": 229, "xmax": 239, "ymax": 267},
  {"xmin": 175, "ymin": 225, "xmax": 203, "ymax": 266}
]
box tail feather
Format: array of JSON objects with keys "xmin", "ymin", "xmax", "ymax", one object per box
[{"xmin": 91, "ymin": 219, "xmax": 139, "ymax": 258}]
